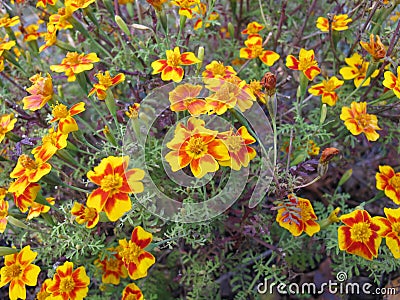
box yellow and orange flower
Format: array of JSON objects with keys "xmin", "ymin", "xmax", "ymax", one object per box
[
  {"xmin": 383, "ymin": 66, "xmax": 400, "ymax": 99},
  {"xmin": 86, "ymin": 156, "xmax": 145, "ymax": 222},
  {"xmin": 286, "ymin": 48, "xmax": 321, "ymax": 81},
  {"xmin": 241, "ymin": 21, "xmax": 264, "ymax": 37},
  {"xmin": 71, "ymin": 201, "xmax": 100, "ymax": 228},
  {"xmin": 339, "ymin": 53, "xmax": 379, "ymax": 87},
  {"xmin": 202, "ymin": 61, "xmax": 237, "ymax": 79},
  {"xmin": 340, "ymin": 101, "xmax": 381, "ymax": 141},
  {"xmin": 151, "ymin": 47, "xmax": 200, "ymax": 82},
  {"xmin": 32, "ymin": 128, "xmax": 68, "ymax": 162},
  {"xmin": 88, "ymin": 71, "xmax": 125, "ymax": 100},
  {"xmin": 360, "ymin": 34, "xmax": 386, "ymax": 61},
  {"xmin": 316, "ymin": 14, "xmax": 352, "ymax": 32},
  {"xmin": 308, "ymin": 76, "xmax": 344, "ymax": 106},
  {"xmin": 22, "ymin": 73, "xmax": 54, "ymax": 111},
  {"xmin": 0, "ymin": 198, "xmax": 9, "ymax": 233},
  {"xmin": 170, "ymin": 0, "xmax": 200, "ymax": 18},
  {"xmin": 9, "ymin": 155, "xmax": 51, "ymax": 195},
  {"xmin": 39, "ymin": 24, "xmax": 57, "ymax": 53},
  {"xmin": 65, "ymin": 0, "xmax": 96, "ymax": 12},
  {"xmin": 50, "ymin": 102, "xmax": 85, "ymax": 135},
  {"xmin": 122, "ymin": 283, "xmax": 144, "ymax": 300},
  {"xmin": 276, "ymin": 194, "xmax": 320, "ymax": 237},
  {"xmin": 0, "ymin": 14, "xmax": 20, "ymax": 28},
  {"xmin": 49, "ymin": 7, "xmax": 74, "ymax": 30},
  {"xmin": 165, "ymin": 117, "xmax": 230, "ymax": 178},
  {"xmin": 0, "ymin": 246, "xmax": 41, "ymax": 300},
  {"xmin": 168, "ymin": 84, "xmax": 207, "ymax": 116},
  {"xmin": 12, "ymin": 182, "xmax": 41, "ymax": 213},
  {"xmin": 218, "ymin": 126, "xmax": 257, "ymax": 171},
  {"xmin": 47, "ymin": 261, "xmax": 90, "ymax": 300},
  {"xmin": 248, "ymin": 80, "xmax": 266, "ymax": 103},
  {"xmin": 125, "ymin": 103, "xmax": 140, "ymax": 119},
  {"xmin": 37, "ymin": 0, "xmax": 57, "ymax": 7},
  {"xmin": 27, "ymin": 197, "xmax": 54, "ymax": 220},
  {"xmin": 35, "ymin": 278, "xmax": 52, "ymax": 300},
  {"xmin": 0, "ymin": 114, "xmax": 17, "ymax": 144},
  {"xmin": 50, "ymin": 52, "xmax": 100, "ymax": 82},
  {"xmin": 0, "ymin": 35, "xmax": 16, "ymax": 56},
  {"xmin": 95, "ymin": 247, "xmax": 128, "ymax": 285},
  {"xmin": 22, "ymin": 23, "xmax": 43, "ymax": 42},
  {"xmin": 376, "ymin": 165, "xmax": 400, "ymax": 205},
  {"xmin": 194, "ymin": 11, "xmax": 219, "ymax": 30},
  {"xmin": 146, "ymin": 0, "xmax": 168, "ymax": 11},
  {"xmin": 338, "ymin": 209, "xmax": 385, "ymax": 260},
  {"xmin": 240, "ymin": 36, "xmax": 280, "ymax": 66},
  {"xmin": 118, "ymin": 226, "xmax": 155, "ymax": 280},
  {"xmin": 377, "ymin": 208, "xmax": 400, "ymax": 258}
]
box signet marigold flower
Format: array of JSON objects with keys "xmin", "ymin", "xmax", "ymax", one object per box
[
  {"xmin": 316, "ymin": 14, "xmax": 352, "ymax": 32},
  {"xmin": 151, "ymin": 47, "xmax": 200, "ymax": 83},
  {"xmin": 125, "ymin": 103, "xmax": 140, "ymax": 119},
  {"xmin": 35, "ymin": 278, "xmax": 52, "ymax": 300},
  {"xmin": 376, "ymin": 207, "xmax": 400, "ymax": 258},
  {"xmin": 37, "ymin": 0, "xmax": 57, "ymax": 7},
  {"xmin": 376, "ymin": 165, "xmax": 400, "ymax": 205},
  {"xmin": 0, "ymin": 198, "xmax": 9, "ymax": 233},
  {"xmin": 122, "ymin": 282, "xmax": 144, "ymax": 300},
  {"xmin": 276, "ymin": 195, "xmax": 320, "ymax": 237},
  {"xmin": 240, "ymin": 36, "xmax": 280, "ymax": 66},
  {"xmin": 202, "ymin": 61, "xmax": 237, "ymax": 79},
  {"xmin": 217, "ymin": 126, "xmax": 257, "ymax": 171},
  {"xmin": 50, "ymin": 102, "xmax": 85, "ymax": 135},
  {"xmin": 241, "ymin": 21, "xmax": 264, "ymax": 37},
  {"xmin": 22, "ymin": 23, "xmax": 43, "ymax": 42},
  {"xmin": 168, "ymin": 83, "xmax": 207, "ymax": 116},
  {"xmin": 146, "ymin": 0, "xmax": 168, "ymax": 11},
  {"xmin": 47, "ymin": 261, "xmax": 90, "ymax": 300},
  {"xmin": 86, "ymin": 156, "xmax": 145, "ymax": 222},
  {"xmin": 360, "ymin": 34, "xmax": 386, "ymax": 61},
  {"xmin": 0, "ymin": 35, "xmax": 16, "ymax": 56},
  {"xmin": 22, "ymin": 73, "xmax": 54, "ymax": 111},
  {"xmin": 0, "ymin": 245, "xmax": 41, "ymax": 300},
  {"xmin": 165, "ymin": 117, "xmax": 230, "ymax": 178},
  {"xmin": 65, "ymin": 0, "xmax": 96, "ymax": 12},
  {"xmin": 32, "ymin": 128, "xmax": 68, "ymax": 162},
  {"xmin": 39, "ymin": 24, "xmax": 57, "ymax": 53},
  {"xmin": 12, "ymin": 182, "xmax": 40, "ymax": 213},
  {"xmin": 0, "ymin": 114, "xmax": 17, "ymax": 144},
  {"xmin": 340, "ymin": 101, "xmax": 381, "ymax": 141},
  {"xmin": 170, "ymin": 0, "xmax": 201, "ymax": 19},
  {"xmin": 286, "ymin": 48, "xmax": 321, "ymax": 81},
  {"xmin": 248, "ymin": 79, "xmax": 266, "ymax": 103},
  {"xmin": 49, "ymin": 7, "xmax": 74, "ymax": 30},
  {"xmin": 118, "ymin": 226, "xmax": 156, "ymax": 280},
  {"xmin": 88, "ymin": 71, "xmax": 125, "ymax": 100},
  {"xmin": 0, "ymin": 14, "xmax": 20, "ymax": 28},
  {"xmin": 71, "ymin": 201, "xmax": 100, "ymax": 228},
  {"xmin": 95, "ymin": 247, "xmax": 128, "ymax": 285},
  {"xmin": 338, "ymin": 209, "xmax": 385, "ymax": 260},
  {"xmin": 308, "ymin": 76, "xmax": 344, "ymax": 106},
  {"xmin": 339, "ymin": 52, "xmax": 379, "ymax": 87},
  {"xmin": 50, "ymin": 52, "xmax": 100, "ymax": 82},
  {"xmin": 382, "ymin": 66, "xmax": 400, "ymax": 99},
  {"xmin": 27, "ymin": 197, "xmax": 54, "ymax": 220}
]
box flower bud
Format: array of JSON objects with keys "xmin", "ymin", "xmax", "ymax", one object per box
[
  {"xmin": 115, "ymin": 15, "xmax": 131, "ymax": 36},
  {"xmin": 261, "ymin": 72, "xmax": 276, "ymax": 97}
]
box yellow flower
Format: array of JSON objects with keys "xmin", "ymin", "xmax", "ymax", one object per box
[
  {"xmin": 241, "ymin": 21, "xmax": 264, "ymax": 37},
  {"xmin": 65, "ymin": 0, "xmax": 96, "ymax": 12},
  {"xmin": 95, "ymin": 247, "xmax": 128, "ymax": 285},
  {"xmin": 316, "ymin": 14, "xmax": 352, "ymax": 32},
  {"xmin": 0, "ymin": 114, "xmax": 17, "ymax": 144},
  {"xmin": 376, "ymin": 165, "xmax": 400, "ymax": 205},
  {"xmin": 50, "ymin": 102, "xmax": 86, "ymax": 134},
  {"xmin": 22, "ymin": 73, "xmax": 54, "ymax": 111},
  {"xmin": 170, "ymin": 0, "xmax": 201, "ymax": 19},
  {"xmin": 286, "ymin": 48, "xmax": 321, "ymax": 81},
  {"xmin": 340, "ymin": 102, "xmax": 380, "ymax": 141},
  {"xmin": 382, "ymin": 66, "xmax": 400, "ymax": 99},
  {"xmin": 146, "ymin": 0, "xmax": 168, "ymax": 11},
  {"xmin": 22, "ymin": 23, "xmax": 43, "ymax": 42},
  {"xmin": 308, "ymin": 76, "xmax": 344, "ymax": 106},
  {"xmin": 32, "ymin": 127, "xmax": 68, "ymax": 162},
  {"xmin": 88, "ymin": 71, "xmax": 125, "ymax": 100},
  {"xmin": 35, "ymin": 278, "xmax": 52, "ymax": 300},
  {"xmin": 122, "ymin": 283, "xmax": 144, "ymax": 300},
  {"xmin": 339, "ymin": 53, "xmax": 379, "ymax": 87},
  {"xmin": 360, "ymin": 34, "xmax": 386, "ymax": 61},
  {"xmin": 0, "ymin": 198, "xmax": 8, "ymax": 233},
  {"xmin": 240, "ymin": 36, "xmax": 280, "ymax": 66},
  {"xmin": 27, "ymin": 197, "xmax": 54, "ymax": 220},
  {"xmin": 202, "ymin": 61, "xmax": 237, "ymax": 79},
  {"xmin": 36, "ymin": 0, "xmax": 57, "ymax": 7},
  {"xmin": 39, "ymin": 24, "xmax": 57, "ymax": 53},
  {"xmin": 168, "ymin": 83, "xmax": 207, "ymax": 116},
  {"xmin": 49, "ymin": 7, "xmax": 74, "ymax": 30},
  {"xmin": 125, "ymin": 103, "xmax": 140, "ymax": 119},
  {"xmin": 0, "ymin": 14, "xmax": 20, "ymax": 28},
  {"xmin": 0, "ymin": 246, "xmax": 41, "ymax": 300},
  {"xmin": 71, "ymin": 201, "xmax": 100, "ymax": 228},
  {"xmin": 0, "ymin": 35, "xmax": 16, "ymax": 56},
  {"xmin": 377, "ymin": 208, "xmax": 400, "ymax": 258}
]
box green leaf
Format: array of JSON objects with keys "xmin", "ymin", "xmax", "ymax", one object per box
[{"xmin": 0, "ymin": 247, "xmax": 18, "ymax": 256}]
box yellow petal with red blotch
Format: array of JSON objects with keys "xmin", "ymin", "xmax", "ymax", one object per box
[
  {"xmin": 162, "ymin": 66, "xmax": 184, "ymax": 82},
  {"xmin": 29, "ymin": 163, "xmax": 51, "ymax": 182},
  {"xmin": 9, "ymin": 279, "xmax": 27, "ymax": 300},
  {"xmin": 207, "ymin": 139, "xmax": 230, "ymax": 161},
  {"xmin": 308, "ymin": 83, "xmax": 324, "ymax": 96},
  {"xmin": 386, "ymin": 234, "xmax": 400, "ymax": 258},
  {"xmin": 58, "ymin": 116, "xmax": 78, "ymax": 134},
  {"xmin": 259, "ymin": 50, "xmax": 280, "ymax": 66},
  {"xmin": 151, "ymin": 59, "xmax": 167, "ymax": 74},
  {"xmin": 364, "ymin": 129, "xmax": 380, "ymax": 141},
  {"xmin": 71, "ymin": 202, "xmax": 85, "ymax": 216},
  {"xmin": 21, "ymin": 264, "xmax": 40, "ymax": 286},
  {"xmin": 316, "ymin": 17, "xmax": 329, "ymax": 32},
  {"xmin": 187, "ymin": 117, "xmax": 206, "ymax": 131},
  {"xmin": 346, "ymin": 240, "xmax": 376, "ymax": 260},
  {"xmin": 285, "ymin": 55, "xmax": 299, "ymax": 70},
  {"xmin": 186, "ymin": 99, "xmax": 207, "ymax": 116},
  {"xmin": 103, "ymin": 193, "xmax": 131, "ymax": 222},
  {"xmin": 384, "ymin": 207, "xmax": 400, "ymax": 224},
  {"xmin": 180, "ymin": 52, "xmax": 201, "ymax": 65},
  {"xmin": 237, "ymin": 126, "xmax": 256, "ymax": 145},
  {"xmin": 384, "ymin": 186, "xmax": 400, "ymax": 205},
  {"xmin": 383, "ymin": 71, "xmax": 397, "ymax": 89},
  {"xmin": 339, "ymin": 66, "xmax": 358, "ymax": 80},
  {"xmin": 70, "ymin": 102, "xmax": 85, "ymax": 116},
  {"xmin": 376, "ymin": 167, "xmax": 392, "ymax": 191},
  {"xmin": 129, "ymin": 251, "xmax": 155, "ymax": 280},
  {"xmin": 8, "ymin": 176, "xmax": 30, "ymax": 195},
  {"xmin": 303, "ymin": 65, "xmax": 321, "ymax": 81},
  {"xmin": 179, "ymin": 7, "xmax": 194, "ymax": 19},
  {"xmin": 111, "ymin": 73, "xmax": 125, "ymax": 85},
  {"xmin": 338, "ymin": 225, "xmax": 353, "ymax": 250},
  {"xmin": 339, "ymin": 106, "xmax": 354, "ymax": 121},
  {"xmin": 18, "ymin": 245, "xmax": 37, "ymax": 267},
  {"xmin": 131, "ymin": 226, "xmax": 152, "ymax": 248},
  {"xmin": 340, "ymin": 209, "xmax": 365, "ymax": 227},
  {"xmin": 49, "ymin": 64, "xmax": 68, "ymax": 73},
  {"xmin": 121, "ymin": 168, "xmax": 145, "ymax": 193},
  {"xmin": 277, "ymin": 209, "xmax": 303, "ymax": 236},
  {"xmin": 87, "ymin": 188, "xmax": 110, "ymax": 212},
  {"xmin": 239, "ymin": 48, "xmax": 254, "ymax": 59},
  {"xmin": 354, "ymin": 76, "xmax": 370, "ymax": 88},
  {"xmin": 321, "ymin": 92, "xmax": 337, "ymax": 106},
  {"xmin": 22, "ymin": 95, "xmax": 47, "ymax": 111},
  {"xmin": 373, "ymin": 215, "xmax": 392, "ymax": 237},
  {"xmin": 304, "ymin": 220, "xmax": 321, "ymax": 236}
]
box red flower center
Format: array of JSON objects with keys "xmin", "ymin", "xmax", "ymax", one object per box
[
  {"xmin": 5, "ymin": 264, "xmax": 21, "ymax": 278},
  {"xmin": 59, "ymin": 277, "xmax": 75, "ymax": 293},
  {"xmin": 389, "ymin": 174, "xmax": 400, "ymax": 189},
  {"xmin": 350, "ymin": 222, "xmax": 372, "ymax": 242}
]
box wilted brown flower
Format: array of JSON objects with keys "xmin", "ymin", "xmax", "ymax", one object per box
[
  {"xmin": 260, "ymin": 72, "xmax": 276, "ymax": 96},
  {"xmin": 360, "ymin": 34, "xmax": 386, "ymax": 61}
]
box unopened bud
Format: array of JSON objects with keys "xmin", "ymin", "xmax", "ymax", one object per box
[
  {"xmin": 227, "ymin": 22, "xmax": 235, "ymax": 39},
  {"xmin": 115, "ymin": 15, "xmax": 131, "ymax": 36},
  {"xmin": 197, "ymin": 46, "xmax": 204, "ymax": 72},
  {"xmin": 320, "ymin": 104, "xmax": 327, "ymax": 125},
  {"xmin": 261, "ymin": 72, "xmax": 277, "ymax": 96}
]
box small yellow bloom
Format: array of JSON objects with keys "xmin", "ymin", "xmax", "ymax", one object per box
[
  {"xmin": 308, "ymin": 76, "xmax": 344, "ymax": 106},
  {"xmin": 88, "ymin": 71, "xmax": 125, "ymax": 100},
  {"xmin": 339, "ymin": 53, "xmax": 379, "ymax": 87},
  {"xmin": 170, "ymin": 0, "xmax": 200, "ymax": 19},
  {"xmin": 382, "ymin": 66, "xmax": 400, "ymax": 99},
  {"xmin": 0, "ymin": 199, "xmax": 9, "ymax": 233},
  {"xmin": 50, "ymin": 52, "xmax": 99, "ymax": 82},
  {"xmin": 376, "ymin": 165, "xmax": 400, "ymax": 205},
  {"xmin": 0, "ymin": 35, "xmax": 16, "ymax": 56},
  {"xmin": 0, "ymin": 14, "xmax": 20, "ymax": 28},
  {"xmin": 22, "ymin": 73, "xmax": 54, "ymax": 111},
  {"xmin": 241, "ymin": 21, "xmax": 264, "ymax": 37},
  {"xmin": 50, "ymin": 102, "xmax": 86, "ymax": 134},
  {"xmin": 71, "ymin": 201, "xmax": 100, "ymax": 228},
  {"xmin": 286, "ymin": 48, "xmax": 321, "ymax": 81},
  {"xmin": 316, "ymin": 14, "xmax": 352, "ymax": 32},
  {"xmin": 0, "ymin": 114, "xmax": 17, "ymax": 144},
  {"xmin": 240, "ymin": 36, "xmax": 280, "ymax": 66}
]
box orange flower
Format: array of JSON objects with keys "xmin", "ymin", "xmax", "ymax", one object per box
[
  {"xmin": 0, "ymin": 198, "xmax": 9, "ymax": 233},
  {"xmin": 286, "ymin": 48, "xmax": 321, "ymax": 81},
  {"xmin": 151, "ymin": 47, "xmax": 200, "ymax": 83},
  {"xmin": 170, "ymin": 0, "xmax": 200, "ymax": 18},
  {"xmin": 146, "ymin": 0, "xmax": 168, "ymax": 11},
  {"xmin": 12, "ymin": 182, "xmax": 41, "ymax": 213},
  {"xmin": 86, "ymin": 156, "xmax": 145, "ymax": 222},
  {"xmin": 50, "ymin": 102, "xmax": 85, "ymax": 135},
  {"xmin": 47, "ymin": 261, "xmax": 90, "ymax": 300},
  {"xmin": 168, "ymin": 84, "xmax": 207, "ymax": 116},
  {"xmin": 37, "ymin": 0, "xmax": 56, "ymax": 7},
  {"xmin": 316, "ymin": 14, "xmax": 352, "ymax": 32},
  {"xmin": 125, "ymin": 103, "xmax": 140, "ymax": 119},
  {"xmin": 308, "ymin": 76, "xmax": 344, "ymax": 106},
  {"xmin": 95, "ymin": 247, "xmax": 128, "ymax": 284},
  {"xmin": 338, "ymin": 210, "xmax": 384, "ymax": 260},
  {"xmin": 240, "ymin": 36, "xmax": 280, "ymax": 66},
  {"xmin": 377, "ymin": 208, "xmax": 400, "ymax": 258},
  {"xmin": 194, "ymin": 11, "xmax": 219, "ymax": 30},
  {"xmin": 71, "ymin": 202, "xmax": 99, "ymax": 228},
  {"xmin": 248, "ymin": 80, "xmax": 266, "ymax": 103},
  {"xmin": 50, "ymin": 52, "xmax": 99, "ymax": 82},
  {"xmin": 32, "ymin": 128, "xmax": 68, "ymax": 162},
  {"xmin": 118, "ymin": 226, "xmax": 155, "ymax": 280},
  {"xmin": 35, "ymin": 278, "xmax": 52, "ymax": 300},
  {"xmin": 339, "ymin": 53, "xmax": 379, "ymax": 87},
  {"xmin": 360, "ymin": 34, "xmax": 386, "ymax": 61},
  {"xmin": 65, "ymin": 0, "xmax": 96, "ymax": 11},
  {"xmin": 22, "ymin": 73, "xmax": 54, "ymax": 111},
  {"xmin": 27, "ymin": 197, "xmax": 54, "ymax": 220},
  {"xmin": 202, "ymin": 61, "xmax": 237, "ymax": 79},
  {"xmin": 241, "ymin": 21, "xmax": 264, "ymax": 37},
  {"xmin": 49, "ymin": 7, "xmax": 74, "ymax": 30},
  {"xmin": 88, "ymin": 71, "xmax": 125, "ymax": 100},
  {"xmin": 340, "ymin": 101, "xmax": 380, "ymax": 141},
  {"xmin": 376, "ymin": 165, "xmax": 400, "ymax": 205},
  {"xmin": 9, "ymin": 155, "xmax": 51, "ymax": 195},
  {"xmin": 218, "ymin": 126, "xmax": 257, "ymax": 171},
  {"xmin": 165, "ymin": 117, "xmax": 230, "ymax": 178},
  {"xmin": 122, "ymin": 283, "xmax": 144, "ymax": 300},
  {"xmin": 0, "ymin": 114, "xmax": 17, "ymax": 144},
  {"xmin": 22, "ymin": 23, "xmax": 43, "ymax": 42},
  {"xmin": 276, "ymin": 194, "xmax": 320, "ymax": 237},
  {"xmin": 0, "ymin": 35, "xmax": 16, "ymax": 56},
  {"xmin": 0, "ymin": 14, "xmax": 20, "ymax": 28},
  {"xmin": 382, "ymin": 66, "xmax": 400, "ymax": 99},
  {"xmin": 0, "ymin": 246, "xmax": 41, "ymax": 300},
  {"xmin": 39, "ymin": 24, "xmax": 57, "ymax": 53}
]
